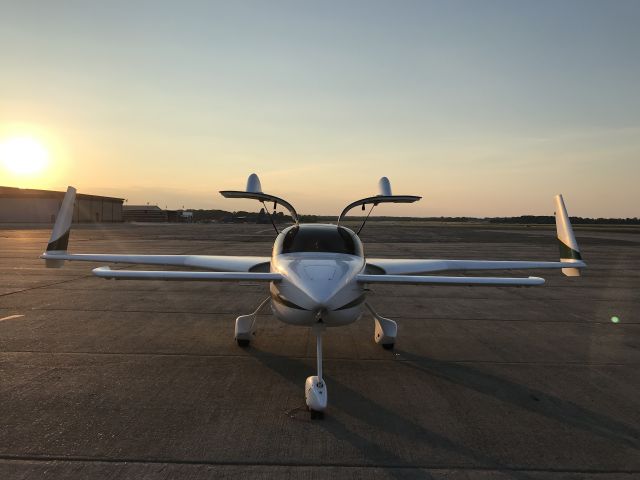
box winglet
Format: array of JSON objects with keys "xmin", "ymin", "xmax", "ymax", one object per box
[
  {"xmin": 554, "ymin": 194, "xmax": 582, "ymax": 277},
  {"xmin": 220, "ymin": 174, "xmax": 299, "ymax": 224},
  {"xmin": 44, "ymin": 186, "xmax": 76, "ymax": 268},
  {"xmin": 338, "ymin": 177, "xmax": 421, "ymax": 226}
]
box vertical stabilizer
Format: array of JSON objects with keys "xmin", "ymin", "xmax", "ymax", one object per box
[
  {"xmin": 246, "ymin": 173, "xmax": 263, "ymax": 193},
  {"xmin": 378, "ymin": 177, "xmax": 392, "ymax": 196},
  {"xmin": 554, "ymin": 194, "xmax": 582, "ymax": 277},
  {"xmin": 45, "ymin": 186, "xmax": 76, "ymax": 267}
]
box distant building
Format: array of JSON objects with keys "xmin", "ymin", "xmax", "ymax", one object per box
[
  {"xmin": 165, "ymin": 210, "xmax": 193, "ymax": 223},
  {"xmin": 165, "ymin": 210, "xmax": 180, "ymax": 223},
  {"xmin": 123, "ymin": 205, "xmax": 168, "ymax": 222},
  {"xmin": 222, "ymin": 214, "xmax": 248, "ymax": 223},
  {"xmin": 0, "ymin": 186, "xmax": 123, "ymax": 223}
]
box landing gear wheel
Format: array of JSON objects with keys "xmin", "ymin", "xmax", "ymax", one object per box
[
  {"xmin": 309, "ymin": 409, "xmax": 324, "ymax": 420},
  {"xmin": 236, "ymin": 339, "xmax": 250, "ymax": 347},
  {"xmin": 382, "ymin": 343, "xmax": 394, "ymax": 350}
]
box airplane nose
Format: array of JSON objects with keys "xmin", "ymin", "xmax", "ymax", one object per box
[
  {"xmin": 304, "ymin": 265, "xmax": 335, "ymax": 281},
  {"xmin": 279, "ymin": 257, "xmax": 360, "ymax": 311},
  {"xmin": 301, "ymin": 265, "xmax": 338, "ymax": 306}
]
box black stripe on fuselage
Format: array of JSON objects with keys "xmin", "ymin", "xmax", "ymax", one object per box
[
  {"xmin": 335, "ymin": 294, "xmax": 366, "ymax": 311},
  {"xmin": 47, "ymin": 229, "xmax": 70, "ymax": 252},
  {"xmin": 271, "ymin": 292, "xmax": 309, "ymax": 310}
]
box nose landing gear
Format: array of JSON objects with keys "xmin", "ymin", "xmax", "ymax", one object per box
[{"xmin": 306, "ymin": 323, "xmax": 327, "ymax": 418}]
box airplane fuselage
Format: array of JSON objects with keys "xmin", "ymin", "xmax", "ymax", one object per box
[{"xmin": 269, "ymin": 224, "xmax": 367, "ymax": 327}]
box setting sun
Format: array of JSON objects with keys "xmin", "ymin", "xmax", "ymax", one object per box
[{"xmin": 0, "ymin": 136, "xmax": 49, "ymax": 176}]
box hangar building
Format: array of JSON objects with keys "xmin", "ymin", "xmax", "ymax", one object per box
[{"xmin": 0, "ymin": 186, "xmax": 124, "ymax": 223}]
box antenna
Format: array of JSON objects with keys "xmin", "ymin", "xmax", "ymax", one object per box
[
  {"xmin": 262, "ymin": 201, "xmax": 279, "ymax": 234},
  {"xmin": 356, "ymin": 203, "xmax": 377, "ymax": 235}
]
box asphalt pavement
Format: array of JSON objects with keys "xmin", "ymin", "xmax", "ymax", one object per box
[{"xmin": 0, "ymin": 222, "xmax": 638, "ymax": 479}]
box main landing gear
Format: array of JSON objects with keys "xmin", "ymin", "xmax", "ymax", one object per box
[
  {"xmin": 234, "ymin": 297, "xmax": 270, "ymax": 347},
  {"xmin": 365, "ymin": 302, "xmax": 397, "ymax": 350},
  {"xmin": 305, "ymin": 322, "xmax": 327, "ymax": 419}
]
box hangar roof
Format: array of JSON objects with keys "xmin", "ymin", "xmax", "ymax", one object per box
[
  {"xmin": 0, "ymin": 186, "xmax": 124, "ymax": 202},
  {"xmin": 124, "ymin": 205, "xmax": 162, "ymax": 211}
]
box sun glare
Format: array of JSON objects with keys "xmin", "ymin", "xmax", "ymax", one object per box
[{"xmin": 0, "ymin": 137, "xmax": 50, "ymax": 175}]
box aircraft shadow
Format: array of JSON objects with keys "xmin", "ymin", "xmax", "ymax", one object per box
[
  {"xmin": 396, "ymin": 350, "xmax": 640, "ymax": 451},
  {"xmin": 249, "ymin": 347, "xmax": 538, "ymax": 479}
]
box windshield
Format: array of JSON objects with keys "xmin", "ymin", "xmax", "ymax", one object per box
[{"xmin": 280, "ymin": 226, "xmax": 362, "ymax": 256}]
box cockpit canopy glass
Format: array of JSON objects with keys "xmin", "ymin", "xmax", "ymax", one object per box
[{"xmin": 279, "ymin": 225, "xmax": 363, "ymax": 256}]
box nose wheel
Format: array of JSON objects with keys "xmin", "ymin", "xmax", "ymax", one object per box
[{"xmin": 309, "ymin": 409, "xmax": 324, "ymax": 419}]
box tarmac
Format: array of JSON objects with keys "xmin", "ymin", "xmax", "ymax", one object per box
[{"xmin": 0, "ymin": 222, "xmax": 638, "ymax": 479}]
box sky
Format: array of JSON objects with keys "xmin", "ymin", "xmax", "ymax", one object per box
[{"xmin": 1, "ymin": 0, "xmax": 639, "ymax": 217}]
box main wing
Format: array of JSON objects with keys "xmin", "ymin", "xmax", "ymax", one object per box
[
  {"xmin": 363, "ymin": 194, "xmax": 585, "ymax": 285},
  {"xmin": 40, "ymin": 187, "xmax": 272, "ymax": 280}
]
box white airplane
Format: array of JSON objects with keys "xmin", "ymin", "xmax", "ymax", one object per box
[{"xmin": 42, "ymin": 174, "xmax": 585, "ymax": 418}]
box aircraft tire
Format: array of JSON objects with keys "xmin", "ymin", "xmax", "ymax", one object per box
[{"xmin": 310, "ymin": 409, "xmax": 324, "ymax": 420}]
